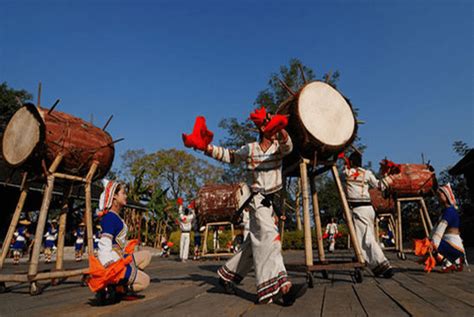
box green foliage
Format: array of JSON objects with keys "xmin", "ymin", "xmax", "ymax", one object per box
[
  {"xmin": 122, "ymin": 148, "xmax": 223, "ymax": 201},
  {"xmin": 167, "ymin": 229, "xmax": 237, "ymax": 254},
  {"xmin": 0, "ymin": 82, "xmax": 33, "ymax": 132},
  {"xmin": 453, "ymin": 140, "xmax": 470, "ymax": 157},
  {"xmin": 282, "ymin": 225, "xmax": 349, "ymax": 250}
]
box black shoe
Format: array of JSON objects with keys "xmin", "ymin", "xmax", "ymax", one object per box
[
  {"xmin": 282, "ymin": 283, "xmax": 308, "ymax": 307},
  {"xmin": 219, "ymin": 278, "xmax": 236, "ymax": 295},
  {"xmin": 382, "ymin": 268, "xmax": 394, "ymax": 279}
]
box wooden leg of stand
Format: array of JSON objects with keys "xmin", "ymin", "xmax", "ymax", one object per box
[
  {"xmin": 331, "ymin": 165, "xmax": 364, "ymax": 264},
  {"xmin": 85, "ymin": 162, "xmax": 98, "ymax": 256},
  {"xmin": 397, "ymin": 200, "xmax": 403, "ymax": 255},
  {"xmin": 420, "ymin": 199, "xmax": 433, "ymax": 230},
  {"xmin": 28, "ymin": 176, "xmax": 55, "ymax": 278},
  {"xmin": 279, "ymin": 177, "xmax": 287, "ymax": 244},
  {"xmin": 310, "ymin": 177, "xmax": 325, "ymax": 262},
  {"xmin": 300, "ymin": 161, "xmax": 314, "ymax": 267},
  {"xmin": 419, "ymin": 207, "xmax": 429, "ymax": 238},
  {"xmin": 203, "ymin": 224, "xmax": 209, "ymax": 256},
  {"xmin": 0, "ymin": 174, "xmax": 28, "ymax": 269},
  {"xmin": 55, "ymin": 202, "xmax": 69, "ymax": 272}
]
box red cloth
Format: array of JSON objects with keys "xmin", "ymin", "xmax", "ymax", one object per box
[
  {"xmin": 249, "ymin": 106, "xmax": 267, "ymax": 127},
  {"xmin": 263, "ymin": 114, "xmax": 288, "ymax": 137},
  {"xmin": 413, "ymin": 238, "xmax": 436, "ymax": 273},
  {"xmin": 188, "ymin": 200, "xmax": 195, "ymax": 210},
  {"xmin": 322, "ymin": 233, "xmax": 329, "ymax": 239},
  {"xmin": 380, "ymin": 159, "xmax": 401, "ymax": 176},
  {"xmin": 177, "ymin": 197, "xmax": 183, "ymax": 206},
  {"xmin": 182, "ymin": 116, "xmax": 214, "ymax": 151},
  {"xmin": 86, "ymin": 239, "xmax": 138, "ymax": 292}
]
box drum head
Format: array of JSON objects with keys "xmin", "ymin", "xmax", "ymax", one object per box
[
  {"xmin": 2, "ymin": 104, "xmax": 44, "ymax": 166},
  {"xmin": 298, "ymin": 81, "xmax": 355, "ymax": 147}
]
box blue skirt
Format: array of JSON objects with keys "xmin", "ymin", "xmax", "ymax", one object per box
[{"xmin": 438, "ymin": 240, "xmax": 464, "ymax": 263}]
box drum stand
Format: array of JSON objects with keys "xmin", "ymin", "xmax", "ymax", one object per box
[
  {"xmin": 0, "ymin": 154, "xmax": 99, "ymax": 295},
  {"xmin": 392, "ymin": 196, "xmax": 433, "ymax": 260},
  {"xmin": 375, "ymin": 213, "xmax": 397, "ymax": 250},
  {"xmin": 284, "ymin": 158, "xmax": 366, "ymax": 287},
  {"xmin": 201, "ymin": 221, "xmax": 235, "ymax": 258}
]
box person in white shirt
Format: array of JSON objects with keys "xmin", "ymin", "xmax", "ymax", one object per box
[
  {"xmin": 193, "ymin": 108, "xmax": 305, "ymax": 306},
  {"xmin": 325, "ymin": 218, "xmax": 338, "ymax": 253},
  {"xmin": 344, "ymin": 151, "xmax": 393, "ymax": 278},
  {"xmin": 178, "ymin": 200, "xmax": 195, "ymax": 262}
]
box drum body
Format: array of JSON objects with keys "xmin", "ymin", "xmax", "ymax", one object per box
[
  {"xmin": 278, "ymin": 81, "xmax": 357, "ymax": 164},
  {"xmin": 196, "ymin": 183, "xmax": 251, "ymax": 224},
  {"xmin": 383, "ymin": 164, "xmax": 437, "ymax": 197},
  {"xmin": 2, "ymin": 104, "xmax": 114, "ymax": 179},
  {"xmin": 369, "ymin": 188, "xmax": 395, "ymax": 214}
]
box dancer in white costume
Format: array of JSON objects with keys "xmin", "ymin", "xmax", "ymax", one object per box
[
  {"xmin": 325, "ymin": 218, "xmax": 338, "ymax": 253},
  {"xmin": 344, "ymin": 152, "xmax": 394, "ymax": 278},
  {"xmin": 196, "ymin": 109, "xmax": 306, "ymax": 305}
]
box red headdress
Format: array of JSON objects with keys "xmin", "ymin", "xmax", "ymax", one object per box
[
  {"xmin": 98, "ymin": 179, "xmax": 120, "ymax": 217},
  {"xmin": 250, "ymin": 106, "xmax": 288, "ymax": 137}
]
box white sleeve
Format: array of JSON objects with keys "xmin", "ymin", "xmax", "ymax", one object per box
[
  {"xmin": 366, "ymin": 170, "xmax": 382, "ymax": 189},
  {"xmin": 97, "ymin": 236, "xmax": 120, "ymax": 267},
  {"xmin": 430, "ymin": 220, "xmax": 448, "ymax": 249},
  {"xmin": 278, "ymin": 134, "xmax": 293, "ymax": 155},
  {"xmin": 208, "ymin": 144, "xmax": 249, "ymax": 164}
]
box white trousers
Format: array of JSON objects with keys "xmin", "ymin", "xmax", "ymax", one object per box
[
  {"xmin": 218, "ymin": 193, "xmax": 290, "ymax": 302},
  {"xmin": 180, "ymin": 232, "xmax": 190, "ymax": 260},
  {"xmin": 352, "ymin": 205, "xmax": 390, "ymax": 271}
]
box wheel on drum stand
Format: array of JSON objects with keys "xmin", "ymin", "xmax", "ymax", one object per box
[
  {"xmin": 0, "ymin": 282, "xmax": 7, "ymax": 293},
  {"xmin": 354, "ymin": 268, "xmax": 363, "ymax": 284},
  {"xmin": 306, "ymin": 272, "xmax": 314, "ymax": 289},
  {"xmin": 30, "ymin": 282, "xmax": 43, "ymax": 296},
  {"xmin": 321, "ymin": 270, "xmax": 329, "ymax": 280}
]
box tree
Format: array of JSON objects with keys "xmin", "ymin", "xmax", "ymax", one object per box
[
  {"xmin": 124, "ymin": 148, "xmax": 223, "ymax": 200},
  {"xmin": 0, "ymin": 82, "xmax": 33, "ymax": 132}
]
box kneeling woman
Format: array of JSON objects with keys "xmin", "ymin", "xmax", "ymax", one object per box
[
  {"xmin": 430, "ymin": 183, "xmax": 466, "ymax": 272},
  {"xmin": 96, "ymin": 180, "xmax": 151, "ymax": 293}
]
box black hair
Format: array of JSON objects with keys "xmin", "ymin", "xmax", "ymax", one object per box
[{"xmin": 349, "ymin": 152, "xmax": 362, "ymax": 168}]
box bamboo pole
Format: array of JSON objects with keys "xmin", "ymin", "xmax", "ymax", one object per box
[
  {"xmin": 55, "ymin": 186, "xmax": 73, "ymax": 272},
  {"xmin": 375, "ymin": 217, "xmax": 380, "ymax": 243},
  {"xmin": 419, "ymin": 207, "xmax": 429, "ymax": 238},
  {"xmin": 279, "ymin": 177, "xmax": 287, "ymax": 243},
  {"xmin": 310, "ymin": 176, "xmax": 325, "ymax": 262},
  {"xmin": 300, "ymin": 160, "xmax": 313, "ymax": 267},
  {"xmin": 396, "ymin": 199, "xmax": 403, "ymax": 255},
  {"xmin": 202, "ymin": 224, "xmax": 209, "ymax": 256},
  {"xmin": 419, "ymin": 199, "xmax": 433, "ymax": 230},
  {"xmin": 0, "ymin": 268, "xmax": 87, "ymax": 283},
  {"xmin": 84, "ymin": 161, "xmax": 98, "ymax": 256},
  {"xmin": 295, "ymin": 179, "xmax": 302, "ymax": 231},
  {"xmin": 28, "ymin": 155, "xmax": 63, "ymax": 278},
  {"xmin": 53, "ymin": 173, "xmax": 87, "ymax": 182},
  {"xmin": 0, "ymin": 173, "xmax": 29, "ymax": 269},
  {"xmin": 330, "ymin": 165, "xmax": 365, "ymax": 264}
]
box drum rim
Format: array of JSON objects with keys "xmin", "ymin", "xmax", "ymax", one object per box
[
  {"xmin": 296, "ymin": 80, "xmax": 358, "ymax": 155},
  {"xmin": 2, "ymin": 103, "xmax": 45, "ymax": 167}
]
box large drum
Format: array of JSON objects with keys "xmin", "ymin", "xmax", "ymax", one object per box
[
  {"xmin": 195, "ymin": 183, "xmax": 251, "ymax": 224},
  {"xmin": 2, "ymin": 103, "xmax": 114, "ymax": 179},
  {"xmin": 369, "ymin": 188, "xmax": 395, "ymax": 214},
  {"xmin": 278, "ymin": 81, "xmax": 358, "ymax": 162},
  {"xmin": 381, "ymin": 163, "xmax": 437, "ymax": 197}
]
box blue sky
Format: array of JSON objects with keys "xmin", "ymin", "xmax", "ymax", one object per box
[{"xmin": 1, "ymin": 1, "xmax": 472, "ymax": 175}]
